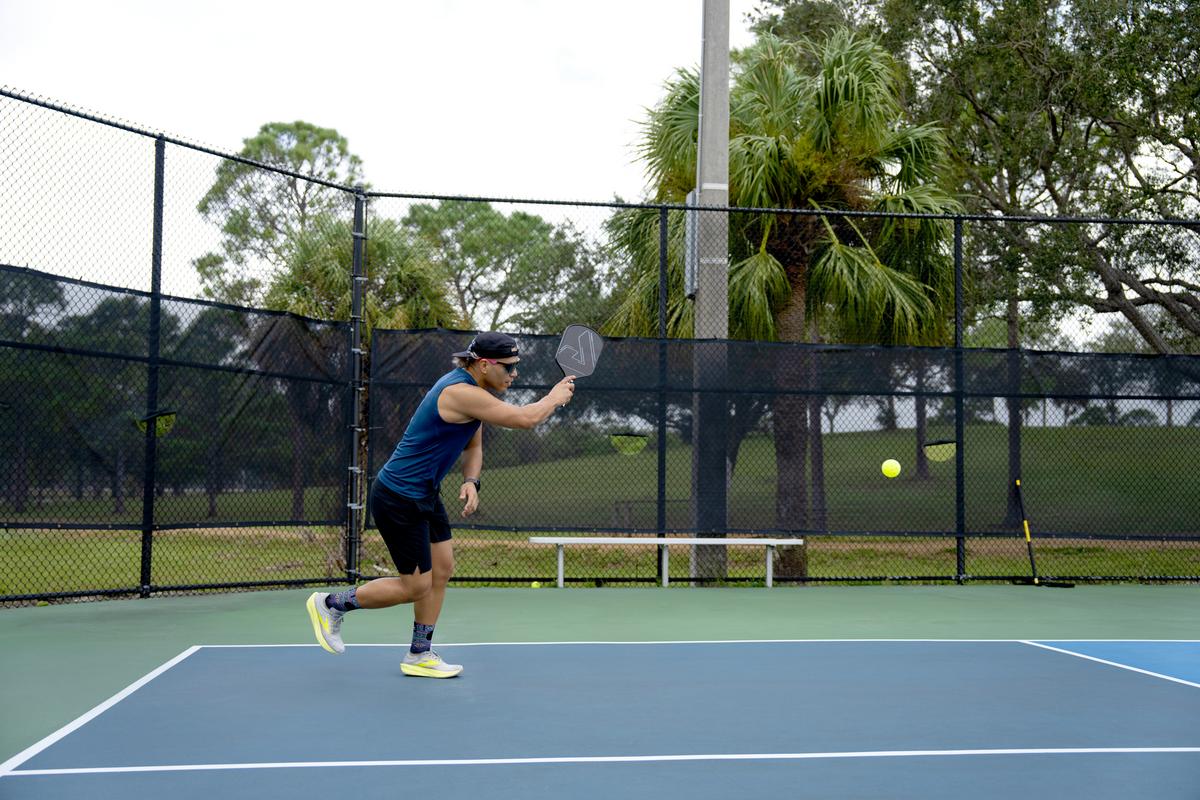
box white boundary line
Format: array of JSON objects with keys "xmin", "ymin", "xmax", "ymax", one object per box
[
  {"xmin": 0, "ymin": 646, "xmax": 202, "ymax": 778},
  {"xmin": 7, "ymin": 747, "xmax": 1200, "ymax": 777},
  {"xmin": 1020, "ymin": 641, "xmax": 1200, "ymax": 689},
  {"xmin": 199, "ymin": 638, "xmax": 1200, "ymax": 648},
  {"xmin": 205, "ymin": 639, "xmax": 1018, "ymax": 648}
]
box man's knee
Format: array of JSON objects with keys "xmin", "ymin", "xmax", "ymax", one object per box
[
  {"xmin": 404, "ymin": 570, "xmax": 434, "ymax": 600},
  {"xmin": 432, "ymin": 562, "xmax": 454, "ymax": 589},
  {"xmin": 431, "ymin": 543, "xmax": 454, "ymax": 588}
]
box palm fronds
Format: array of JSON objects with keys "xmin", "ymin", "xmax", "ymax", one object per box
[
  {"xmin": 608, "ymin": 25, "xmax": 960, "ymax": 347},
  {"xmin": 729, "ymin": 249, "xmax": 790, "ymax": 340}
]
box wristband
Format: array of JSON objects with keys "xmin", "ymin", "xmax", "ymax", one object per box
[{"xmin": 463, "ymin": 477, "xmax": 480, "ymax": 492}]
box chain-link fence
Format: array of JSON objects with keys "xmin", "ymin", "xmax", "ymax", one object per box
[
  {"xmin": 3, "ymin": 88, "xmax": 1199, "ymax": 602},
  {"xmin": 369, "ymin": 331, "xmax": 1200, "ymax": 585},
  {"xmin": 1, "ymin": 90, "xmax": 358, "ymax": 602}
]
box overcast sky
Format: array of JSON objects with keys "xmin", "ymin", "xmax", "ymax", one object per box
[{"xmin": 1, "ymin": 0, "xmax": 760, "ymax": 203}]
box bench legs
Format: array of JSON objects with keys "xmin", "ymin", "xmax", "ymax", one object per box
[{"xmin": 546, "ymin": 541, "xmax": 788, "ymax": 588}]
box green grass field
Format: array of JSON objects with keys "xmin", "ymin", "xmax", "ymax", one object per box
[
  {"xmin": 3, "ymin": 425, "xmax": 1198, "ymax": 597},
  {"xmin": 467, "ymin": 424, "xmax": 1200, "ymax": 535},
  {"xmin": 1, "ymin": 486, "xmax": 343, "ymax": 526}
]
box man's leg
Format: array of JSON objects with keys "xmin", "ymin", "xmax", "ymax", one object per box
[
  {"xmin": 413, "ymin": 540, "xmax": 454, "ymax": 625},
  {"xmin": 307, "ymin": 482, "xmax": 431, "ymax": 654},
  {"xmin": 402, "ymin": 540, "xmax": 461, "ymax": 678},
  {"xmin": 307, "ymin": 570, "xmax": 430, "ymax": 655},
  {"xmin": 357, "ymin": 483, "xmax": 434, "ymax": 608},
  {"xmin": 356, "ymin": 569, "xmax": 432, "ymax": 608}
]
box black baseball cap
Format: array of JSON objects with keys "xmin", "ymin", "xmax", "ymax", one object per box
[{"xmin": 452, "ymin": 331, "xmax": 520, "ymax": 359}]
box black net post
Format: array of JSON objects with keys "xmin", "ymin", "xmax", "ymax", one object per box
[
  {"xmin": 953, "ymin": 217, "xmax": 966, "ymax": 582},
  {"xmin": 346, "ymin": 190, "xmax": 368, "ymax": 583},
  {"xmin": 138, "ymin": 136, "xmax": 166, "ymax": 598}
]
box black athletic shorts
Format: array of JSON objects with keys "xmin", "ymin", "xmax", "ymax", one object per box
[{"xmin": 369, "ymin": 480, "xmax": 452, "ymax": 575}]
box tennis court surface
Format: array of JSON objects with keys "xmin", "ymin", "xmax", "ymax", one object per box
[{"xmin": 2, "ymin": 587, "xmax": 1198, "ymax": 798}]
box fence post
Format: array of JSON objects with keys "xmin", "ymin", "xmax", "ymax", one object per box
[
  {"xmin": 346, "ymin": 190, "xmax": 368, "ymax": 582},
  {"xmin": 953, "ymin": 217, "xmax": 966, "ymax": 582},
  {"xmin": 657, "ymin": 207, "xmax": 669, "ymax": 580},
  {"xmin": 139, "ymin": 136, "xmax": 166, "ymax": 598}
]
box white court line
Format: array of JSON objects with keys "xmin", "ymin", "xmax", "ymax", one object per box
[
  {"xmin": 204, "ymin": 639, "xmax": 1023, "ymax": 648},
  {"xmin": 0, "ymin": 646, "xmax": 202, "ymax": 778},
  {"xmin": 1021, "ymin": 641, "xmax": 1200, "ymax": 689},
  {"xmin": 7, "ymin": 747, "xmax": 1200, "ymax": 777},
  {"xmin": 198, "ymin": 639, "xmax": 1200, "ymax": 648}
]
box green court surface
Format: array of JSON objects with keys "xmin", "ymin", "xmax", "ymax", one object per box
[{"xmin": 2, "ymin": 585, "xmax": 1198, "ymax": 768}]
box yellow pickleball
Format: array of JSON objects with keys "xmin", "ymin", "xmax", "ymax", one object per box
[{"xmin": 882, "ymin": 459, "xmax": 901, "ymax": 478}]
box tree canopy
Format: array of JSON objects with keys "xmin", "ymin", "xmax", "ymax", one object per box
[
  {"xmin": 195, "ymin": 121, "xmax": 364, "ymax": 306},
  {"xmin": 607, "ymin": 30, "xmax": 960, "ymax": 346},
  {"xmin": 401, "ymin": 200, "xmax": 616, "ymax": 333},
  {"xmin": 752, "ymin": 0, "xmax": 1200, "ymax": 353}
]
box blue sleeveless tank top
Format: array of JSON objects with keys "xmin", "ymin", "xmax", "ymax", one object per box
[{"xmin": 376, "ymin": 368, "xmax": 482, "ymax": 501}]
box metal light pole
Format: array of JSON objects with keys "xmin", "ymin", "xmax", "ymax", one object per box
[
  {"xmin": 694, "ymin": 0, "xmax": 730, "ymax": 336},
  {"xmin": 691, "ymin": 0, "xmax": 730, "ymax": 580}
]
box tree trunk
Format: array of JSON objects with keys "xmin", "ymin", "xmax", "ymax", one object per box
[
  {"xmin": 1003, "ymin": 291, "xmax": 1023, "ymax": 527},
  {"xmin": 290, "ymin": 410, "xmax": 306, "ymax": 520},
  {"xmin": 773, "ymin": 287, "xmax": 809, "ymax": 579},
  {"xmin": 287, "ymin": 383, "xmax": 314, "ymax": 520},
  {"xmin": 808, "ymin": 319, "xmax": 827, "ymax": 532},
  {"xmin": 12, "ymin": 431, "xmax": 29, "ymax": 513},
  {"xmin": 726, "ymin": 398, "xmax": 764, "ymax": 487},
  {"xmin": 914, "ymin": 356, "xmax": 929, "ymax": 480},
  {"xmin": 206, "ymin": 443, "xmax": 221, "ymax": 518},
  {"xmin": 113, "ymin": 445, "xmax": 125, "ymax": 515},
  {"xmin": 808, "ymin": 395, "xmax": 826, "ymax": 532}
]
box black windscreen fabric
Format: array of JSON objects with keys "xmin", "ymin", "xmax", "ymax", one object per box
[
  {"xmin": 369, "ymin": 329, "xmax": 1200, "ymax": 540},
  {"xmin": 1, "ymin": 267, "xmax": 351, "ymax": 527}
]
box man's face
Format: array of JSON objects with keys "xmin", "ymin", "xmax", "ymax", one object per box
[{"xmin": 480, "ymin": 357, "xmax": 520, "ymax": 393}]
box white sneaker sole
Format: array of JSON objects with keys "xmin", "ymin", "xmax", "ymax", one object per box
[
  {"xmin": 306, "ymin": 593, "xmax": 343, "ymax": 655},
  {"xmin": 401, "ymin": 661, "xmax": 463, "ymax": 678}
]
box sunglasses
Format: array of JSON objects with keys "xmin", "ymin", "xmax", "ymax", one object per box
[{"xmin": 480, "ymin": 358, "xmax": 518, "ymax": 375}]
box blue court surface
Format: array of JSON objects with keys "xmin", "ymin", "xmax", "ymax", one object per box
[{"xmin": 2, "ymin": 640, "xmax": 1197, "ymax": 799}]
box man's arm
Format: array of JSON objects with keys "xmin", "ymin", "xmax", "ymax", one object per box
[
  {"xmin": 440, "ymin": 375, "xmax": 575, "ymax": 429},
  {"xmin": 459, "ymin": 426, "xmax": 483, "ymax": 517}
]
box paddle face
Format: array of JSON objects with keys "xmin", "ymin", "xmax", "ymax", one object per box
[
  {"xmin": 609, "ymin": 432, "xmax": 648, "ymax": 455},
  {"xmin": 555, "ymin": 324, "xmax": 603, "ymax": 378},
  {"xmin": 134, "ymin": 410, "xmax": 178, "ymax": 438},
  {"xmin": 922, "ymin": 439, "xmax": 957, "ymax": 463}
]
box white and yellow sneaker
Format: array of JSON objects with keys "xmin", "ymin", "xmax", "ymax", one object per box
[
  {"xmin": 305, "ymin": 592, "xmax": 345, "ymax": 654},
  {"xmin": 401, "ymin": 649, "xmax": 463, "ymax": 678}
]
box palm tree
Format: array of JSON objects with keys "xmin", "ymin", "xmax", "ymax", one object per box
[{"xmin": 606, "ymin": 30, "xmax": 960, "ymax": 576}]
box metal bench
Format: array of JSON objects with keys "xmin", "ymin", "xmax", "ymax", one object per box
[{"xmin": 527, "ymin": 536, "xmax": 805, "ymax": 588}]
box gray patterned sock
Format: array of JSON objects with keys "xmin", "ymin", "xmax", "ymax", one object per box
[
  {"xmin": 325, "ymin": 588, "xmax": 359, "ymax": 612},
  {"xmin": 411, "ymin": 623, "xmax": 435, "ymax": 654}
]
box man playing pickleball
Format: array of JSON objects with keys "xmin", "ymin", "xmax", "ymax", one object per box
[{"xmin": 306, "ymin": 332, "xmax": 575, "ymax": 677}]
